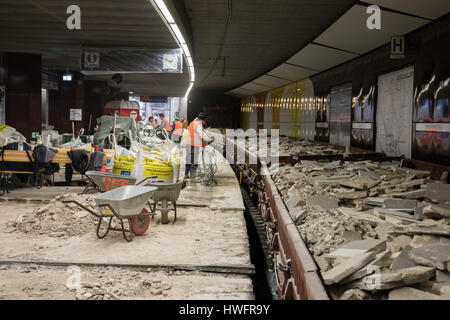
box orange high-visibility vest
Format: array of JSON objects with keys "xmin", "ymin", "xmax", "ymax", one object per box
[
  {"xmin": 173, "ymin": 121, "xmax": 183, "ymax": 136},
  {"xmin": 187, "ymin": 120, "xmax": 203, "ymax": 147},
  {"xmin": 161, "ymin": 117, "xmax": 170, "ymax": 131}
]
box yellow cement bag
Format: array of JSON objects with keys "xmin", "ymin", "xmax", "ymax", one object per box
[
  {"xmin": 112, "ymin": 145, "xmax": 138, "ymax": 177},
  {"xmin": 143, "ymin": 158, "xmax": 173, "ymax": 180},
  {"xmin": 136, "ymin": 143, "xmax": 180, "ymax": 183}
]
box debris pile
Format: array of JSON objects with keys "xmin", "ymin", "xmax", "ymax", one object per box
[
  {"xmin": 270, "ymin": 158, "xmax": 450, "ymax": 300},
  {"xmin": 5, "ymin": 193, "xmax": 98, "ymax": 237},
  {"xmin": 297, "ymin": 209, "xmax": 379, "ymax": 257},
  {"xmin": 69, "ymin": 268, "xmax": 173, "ymax": 300},
  {"xmin": 235, "ymin": 137, "xmax": 342, "ymax": 157}
]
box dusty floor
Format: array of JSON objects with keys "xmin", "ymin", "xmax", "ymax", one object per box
[
  {"xmin": 0, "ymin": 263, "xmax": 253, "ymax": 300},
  {"xmin": 0, "ymin": 147, "xmax": 254, "ymax": 299},
  {"xmin": 0, "ymin": 200, "xmax": 250, "ymax": 266}
]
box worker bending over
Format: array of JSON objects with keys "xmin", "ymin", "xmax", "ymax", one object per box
[{"xmin": 184, "ymin": 112, "xmax": 214, "ymax": 181}]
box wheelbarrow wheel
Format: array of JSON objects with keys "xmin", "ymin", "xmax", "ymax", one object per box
[{"xmin": 130, "ymin": 209, "xmax": 150, "ymax": 235}]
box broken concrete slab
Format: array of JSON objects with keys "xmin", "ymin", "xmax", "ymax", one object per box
[
  {"xmin": 340, "ymin": 289, "xmax": 369, "ymax": 300},
  {"xmin": 336, "ymin": 191, "xmax": 368, "ymax": 200},
  {"xmin": 387, "ymin": 235, "xmax": 412, "ymax": 254},
  {"xmin": 341, "ymin": 251, "xmax": 392, "ymax": 283},
  {"xmin": 321, "ymin": 252, "xmax": 376, "ymax": 285},
  {"xmin": 343, "ymin": 230, "xmax": 362, "ymax": 242},
  {"xmin": 388, "ymin": 287, "xmax": 444, "ymax": 300},
  {"xmin": 391, "ymin": 190, "xmax": 426, "ymax": 199},
  {"xmin": 423, "ymin": 203, "xmax": 450, "ymax": 219},
  {"xmin": 362, "ymin": 197, "xmax": 385, "ymax": 207},
  {"xmin": 392, "ymin": 223, "xmax": 450, "ymax": 237},
  {"xmin": 374, "ymin": 208, "xmax": 419, "ymax": 223},
  {"xmin": 306, "ymin": 195, "xmax": 339, "ymax": 211},
  {"xmin": 410, "ymin": 235, "xmax": 441, "ymax": 248},
  {"xmin": 384, "ymin": 199, "xmax": 417, "ymax": 211},
  {"xmin": 426, "ymin": 183, "xmax": 450, "ymax": 202},
  {"xmin": 325, "ymin": 239, "xmax": 386, "ymax": 262},
  {"xmin": 337, "ymin": 207, "xmax": 385, "ymax": 227},
  {"xmin": 436, "ymin": 270, "xmax": 450, "ymax": 283},
  {"xmin": 347, "ymin": 266, "xmax": 435, "ymax": 291},
  {"xmin": 285, "ymin": 189, "xmax": 301, "ymax": 212},
  {"xmin": 409, "ymin": 243, "xmax": 450, "ymax": 271},
  {"xmin": 390, "ymin": 245, "xmax": 418, "ymax": 270},
  {"xmin": 314, "ymin": 255, "xmax": 331, "ymax": 272},
  {"xmin": 340, "ymin": 176, "xmax": 379, "ymax": 190}
]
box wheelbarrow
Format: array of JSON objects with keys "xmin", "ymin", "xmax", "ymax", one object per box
[
  {"xmin": 63, "ymin": 185, "xmax": 157, "ymax": 242},
  {"xmin": 82, "ymin": 171, "xmax": 156, "ymax": 194},
  {"xmin": 146, "ymin": 180, "xmax": 183, "ymax": 224}
]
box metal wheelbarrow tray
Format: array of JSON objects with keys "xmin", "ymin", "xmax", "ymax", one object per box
[
  {"xmin": 63, "ymin": 185, "xmax": 157, "ymax": 242},
  {"xmin": 146, "ymin": 180, "xmax": 183, "ymax": 224},
  {"xmin": 82, "ymin": 171, "xmax": 138, "ymax": 194}
]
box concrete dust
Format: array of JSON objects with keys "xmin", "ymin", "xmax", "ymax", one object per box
[
  {"xmin": 0, "ymin": 263, "xmax": 253, "ymax": 300},
  {"xmin": 4, "ymin": 193, "xmax": 99, "ymax": 237}
]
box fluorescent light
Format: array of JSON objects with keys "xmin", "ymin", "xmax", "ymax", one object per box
[
  {"xmin": 181, "ymin": 42, "xmax": 190, "ymax": 56},
  {"xmin": 185, "ymin": 82, "xmax": 194, "ymax": 98},
  {"xmin": 63, "ymin": 74, "xmax": 72, "ymax": 81},
  {"xmin": 154, "ymin": 0, "xmax": 175, "ymax": 23},
  {"xmin": 187, "ymin": 56, "xmax": 193, "ymax": 67},
  {"xmin": 150, "ymin": 0, "xmax": 195, "ymax": 98},
  {"xmin": 170, "ymin": 24, "xmax": 185, "ymax": 46}
]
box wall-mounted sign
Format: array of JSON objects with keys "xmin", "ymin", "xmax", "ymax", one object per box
[
  {"xmin": 416, "ymin": 123, "xmax": 450, "ymax": 133},
  {"xmin": 84, "ymin": 52, "xmax": 100, "ymax": 68},
  {"xmin": 70, "ymin": 108, "xmax": 82, "ymax": 121},
  {"xmin": 352, "ymin": 122, "xmax": 372, "ymax": 129},
  {"xmin": 391, "ymin": 36, "xmax": 405, "ymax": 59},
  {"xmin": 80, "ymin": 48, "xmax": 183, "ymax": 74}
]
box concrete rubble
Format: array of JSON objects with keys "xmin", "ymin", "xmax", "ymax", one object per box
[
  {"xmin": 270, "ymin": 157, "xmax": 450, "ymax": 300},
  {"xmin": 4, "ymin": 193, "xmax": 99, "ymax": 237}
]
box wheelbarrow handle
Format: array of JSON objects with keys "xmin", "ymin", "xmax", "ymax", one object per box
[
  {"xmin": 61, "ymin": 199, "xmax": 102, "ymax": 218},
  {"xmin": 136, "ymin": 176, "xmax": 158, "ymax": 185}
]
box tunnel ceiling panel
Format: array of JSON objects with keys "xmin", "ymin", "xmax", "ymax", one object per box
[
  {"xmin": 267, "ymin": 64, "xmax": 316, "ymax": 82},
  {"xmin": 314, "ymin": 4, "xmax": 430, "ymax": 55},
  {"xmin": 0, "ymin": 0, "xmax": 190, "ymax": 96},
  {"xmin": 366, "ymin": 0, "xmax": 450, "ymax": 20}
]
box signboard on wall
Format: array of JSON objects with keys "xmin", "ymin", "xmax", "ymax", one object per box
[
  {"xmin": 80, "ymin": 48, "xmax": 183, "ymax": 74},
  {"xmin": 391, "ymin": 36, "xmax": 405, "ymax": 59},
  {"xmin": 376, "ymin": 67, "xmax": 414, "ymax": 158},
  {"xmin": 70, "ymin": 108, "xmax": 82, "ymax": 121}
]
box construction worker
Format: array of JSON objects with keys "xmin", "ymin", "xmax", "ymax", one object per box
[
  {"xmin": 171, "ymin": 116, "xmax": 183, "ymax": 143},
  {"xmin": 184, "ymin": 112, "xmax": 214, "ymax": 181},
  {"xmin": 181, "ymin": 118, "xmax": 188, "ymax": 129},
  {"xmin": 159, "ymin": 113, "xmax": 171, "ymax": 132},
  {"xmin": 147, "ymin": 116, "xmax": 155, "ymax": 128}
]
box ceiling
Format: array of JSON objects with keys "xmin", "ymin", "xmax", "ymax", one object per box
[
  {"xmin": 184, "ymin": 0, "xmax": 357, "ymax": 90},
  {"xmin": 227, "ymin": 0, "xmax": 450, "ymax": 97},
  {"xmin": 2, "ymin": 0, "xmax": 449, "ymax": 98},
  {"xmin": 0, "ymin": 0, "xmax": 190, "ymax": 96}
]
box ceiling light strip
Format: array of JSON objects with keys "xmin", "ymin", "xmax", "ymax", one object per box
[{"xmin": 150, "ymin": 0, "xmax": 195, "ymax": 98}]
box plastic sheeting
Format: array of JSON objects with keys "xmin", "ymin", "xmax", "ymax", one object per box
[{"xmin": 93, "ymin": 115, "xmax": 138, "ymax": 146}]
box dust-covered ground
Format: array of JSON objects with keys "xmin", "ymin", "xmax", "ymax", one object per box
[{"xmin": 0, "ymin": 263, "xmax": 253, "ymax": 300}]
